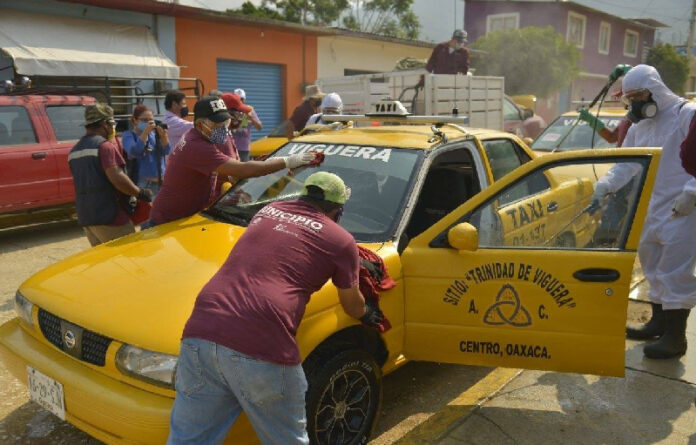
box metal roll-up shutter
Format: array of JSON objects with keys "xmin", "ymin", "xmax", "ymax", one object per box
[{"xmin": 217, "ymin": 60, "xmax": 283, "ymax": 141}]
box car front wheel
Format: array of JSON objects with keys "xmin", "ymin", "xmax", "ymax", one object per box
[{"xmin": 304, "ymin": 349, "xmax": 382, "ymax": 445}]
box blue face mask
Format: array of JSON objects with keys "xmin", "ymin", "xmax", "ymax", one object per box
[
  {"xmin": 137, "ymin": 121, "xmax": 148, "ymax": 132},
  {"xmin": 207, "ymin": 125, "xmax": 228, "ymax": 145}
]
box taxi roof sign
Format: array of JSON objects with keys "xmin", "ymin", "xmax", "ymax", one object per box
[{"xmin": 367, "ymin": 100, "xmax": 410, "ymax": 117}]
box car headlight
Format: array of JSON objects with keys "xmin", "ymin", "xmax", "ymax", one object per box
[
  {"xmin": 116, "ymin": 344, "xmax": 178, "ymax": 388},
  {"xmin": 14, "ymin": 291, "xmax": 34, "ymax": 326}
]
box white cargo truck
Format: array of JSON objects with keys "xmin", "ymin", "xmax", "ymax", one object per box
[{"xmin": 316, "ymin": 70, "xmax": 505, "ymax": 131}]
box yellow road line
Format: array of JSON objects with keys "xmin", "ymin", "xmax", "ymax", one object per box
[{"xmin": 394, "ymin": 367, "xmax": 522, "ymax": 444}]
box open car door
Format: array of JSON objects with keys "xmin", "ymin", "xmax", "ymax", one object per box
[{"xmin": 401, "ymin": 148, "xmax": 661, "ymax": 377}]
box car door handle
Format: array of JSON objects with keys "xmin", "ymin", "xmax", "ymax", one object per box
[
  {"xmin": 547, "ymin": 201, "xmax": 558, "ymax": 212},
  {"xmin": 31, "ymin": 152, "xmax": 47, "ymax": 160},
  {"xmin": 573, "ymin": 268, "xmax": 620, "ymax": 282}
]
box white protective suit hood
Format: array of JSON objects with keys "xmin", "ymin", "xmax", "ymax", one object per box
[{"xmin": 622, "ymin": 64, "xmax": 681, "ymax": 117}]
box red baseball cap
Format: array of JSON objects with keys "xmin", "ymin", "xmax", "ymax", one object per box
[{"xmin": 221, "ymin": 93, "xmax": 252, "ymax": 114}]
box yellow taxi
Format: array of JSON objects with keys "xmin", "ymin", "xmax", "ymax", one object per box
[
  {"xmin": 532, "ymin": 107, "xmax": 627, "ymax": 153},
  {"xmin": 0, "ymin": 103, "xmax": 660, "ymax": 444}
]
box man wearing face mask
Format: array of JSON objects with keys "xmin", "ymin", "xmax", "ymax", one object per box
[
  {"xmin": 163, "ymin": 90, "xmax": 193, "ymax": 150},
  {"xmin": 149, "ymin": 96, "xmax": 317, "ymax": 227},
  {"xmin": 68, "ymin": 103, "xmax": 152, "ymax": 246},
  {"xmin": 425, "ymin": 29, "xmax": 470, "ymax": 75},
  {"xmin": 592, "ymin": 64, "xmax": 696, "ymax": 359}
]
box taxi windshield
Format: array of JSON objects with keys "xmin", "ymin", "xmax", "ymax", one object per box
[
  {"xmin": 206, "ymin": 142, "xmax": 424, "ymax": 242},
  {"xmin": 532, "ymin": 114, "xmax": 624, "ymax": 151}
]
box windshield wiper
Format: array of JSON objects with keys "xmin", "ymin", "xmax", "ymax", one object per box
[{"xmin": 201, "ymin": 207, "xmax": 250, "ymax": 226}]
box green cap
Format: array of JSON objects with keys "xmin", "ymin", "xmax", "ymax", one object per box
[
  {"xmin": 302, "ymin": 171, "xmax": 350, "ymax": 205},
  {"xmin": 83, "ymin": 103, "xmax": 114, "ymax": 126}
]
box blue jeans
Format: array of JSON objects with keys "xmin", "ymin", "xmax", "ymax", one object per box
[{"xmin": 167, "ymin": 338, "xmax": 309, "ymax": 445}]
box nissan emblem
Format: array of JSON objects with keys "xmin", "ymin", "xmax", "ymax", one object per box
[{"xmin": 64, "ymin": 330, "xmax": 76, "ymax": 349}]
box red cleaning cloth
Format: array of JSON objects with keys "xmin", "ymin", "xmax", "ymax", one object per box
[
  {"xmin": 357, "ymin": 245, "xmax": 395, "ymax": 332},
  {"xmin": 307, "ymin": 151, "xmax": 325, "ymax": 167}
]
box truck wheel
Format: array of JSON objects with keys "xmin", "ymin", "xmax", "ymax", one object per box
[{"xmin": 304, "ymin": 349, "xmax": 382, "ymax": 445}]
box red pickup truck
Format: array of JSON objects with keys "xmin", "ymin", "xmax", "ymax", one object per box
[{"xmin": 0, "ymin": 95, "xmax": 96, "ymax": 226}]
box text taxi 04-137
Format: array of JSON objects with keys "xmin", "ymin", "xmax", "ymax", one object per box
[{"xmin": 0, "ymin": 101, "xmax": 660, "ymax": 444}]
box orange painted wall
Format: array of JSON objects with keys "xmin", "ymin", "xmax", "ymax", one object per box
[{"xmin": 175, "ymin": 17, "xmax": 318, "ymax": 119}]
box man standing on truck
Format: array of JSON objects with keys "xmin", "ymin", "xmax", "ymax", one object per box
[
  {"xmin": 167, "ymin": 172, "xmax": 384, "ymax": 445},
  {"xmin": 425, "ymin": 29, "xmax": 470, "ymax": 75},
  {"xmin": 68, "ymin": 103, "xmax": 152, "ymax": 246}
]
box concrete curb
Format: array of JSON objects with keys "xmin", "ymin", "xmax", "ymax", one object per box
[{"xmin": 394, "ymin": 367, "xmax": 522, "ymax": 444}]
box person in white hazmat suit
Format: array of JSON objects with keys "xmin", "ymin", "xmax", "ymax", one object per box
[{"xmin": 593, "ymin": 64, "xmax": 696, "ymax": 359}]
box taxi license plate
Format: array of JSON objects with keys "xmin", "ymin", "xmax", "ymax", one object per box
[{"xmin": 27, "ymin": 366, "xmax": 65, "ymax": 420}]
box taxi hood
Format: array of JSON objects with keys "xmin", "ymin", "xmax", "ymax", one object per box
[{"xmin": 19, "ymin": 215, "xmax": 372, "ymax": 355}]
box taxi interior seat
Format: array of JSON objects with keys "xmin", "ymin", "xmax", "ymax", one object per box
[{"xmin": 405, "ymin": 165, "xmax": 477, "ymax": 240}]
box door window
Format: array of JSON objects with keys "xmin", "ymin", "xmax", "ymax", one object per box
[
  {"xmin": 405, "ymin": 146, "xmax": 480, "ymax": 239},
  {"xmin": 0, "ymin": 106, "xmax": 37, "ymax": 146},
  {"xmin": 46, "ymin": 106, "xmax": 85, "ymax": 141},
  {"xmin": 468, "ymin": 158, "xmax": 647, "ymax": 250}
]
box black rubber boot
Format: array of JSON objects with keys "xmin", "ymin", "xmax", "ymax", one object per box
[
  {"xmin": 626, "ymin": 303, "xmax": 664, "ymax": 340},
  {"xmin": 644, "ymin": 309, "xmax": 690, "ymax": 359}
]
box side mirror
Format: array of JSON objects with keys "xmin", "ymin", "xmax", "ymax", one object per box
[
  {"xmin": 522, "ymin": 108, "xmax": 534, "ymax": 120},
  {"xmin": 448, "ymin": 223, "xmax": 479, "ymax": 251}
]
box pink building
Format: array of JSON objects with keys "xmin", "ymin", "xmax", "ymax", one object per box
[{"xmin": 465, "ymin": 0, "xmax": 665, "ymax": 120}]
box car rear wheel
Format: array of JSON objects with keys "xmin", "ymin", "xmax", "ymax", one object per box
[{"xmin": 304, "ymin": 349, "xmax": 382, "ymax": 445}]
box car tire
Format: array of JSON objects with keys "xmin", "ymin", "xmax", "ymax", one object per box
[{"xmin": 304, "ymin": 348, "xmax": 383, "ymax": 445}]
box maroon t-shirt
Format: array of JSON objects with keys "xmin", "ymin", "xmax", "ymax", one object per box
[
  {"xmin": 150, "ymin": 129, "xmax": 231, "ymax": 225},
  {"xmin": 99, "ymin": 139, "xmax": 129, "ymax": 226},
  {"xmin": 425, "ymin": 42, "xmax": 470, "ymax": 75},
  {"xmin": 183, "ymin": 200, "xmax": 360, "ymax": 365},
  {"xmin": 289, "ymin": 101, "xmax": 315, "ymax": 132},
  {"xmin": 682, "ymin": 113, "xmax": 696, "ymax": 178}
]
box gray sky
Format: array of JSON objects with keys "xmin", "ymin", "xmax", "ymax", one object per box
[{"xmin": 175, "ymin": 0, "xmax": 693, "ymax": 45}]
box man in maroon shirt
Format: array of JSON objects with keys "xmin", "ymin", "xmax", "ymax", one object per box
[
  {"xmin": 425, "ymin": 29, "xmax": 470, "ymax": 75},
  {"xmin": 285, "ymin": 84, "xmax": 325, "ymax": 139},
  {"xmin": 168, "ymin": 172, "xmax": 383, "ymax": 444},
  {"xmin": 149, "ymin": 96, "xmax": 316, "ymax": 226}
]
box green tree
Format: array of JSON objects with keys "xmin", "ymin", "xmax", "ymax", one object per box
[
  {"xmin": 471, "ymin": 26, "xmax": 581, "ymax": 98},
  {"xmin": 646, "ymin": 43, "xmax": 690, "ymax": 95},
  {"xmin": 229, "ymin": 0, "xmax": 349, "ymax": 26},
  {"xmin": 227, "ymin": 1, "xmax": 285, "ymax": 20},
  {"xmin": 343, "ymin": 0, "xmax": 420, "ymax": 40}
]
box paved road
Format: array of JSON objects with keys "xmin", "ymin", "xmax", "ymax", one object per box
[{"xmin": 1, "ymin": 222, "xmax": 695, "ymax": 445}]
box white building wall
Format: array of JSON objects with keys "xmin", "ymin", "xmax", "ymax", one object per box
[{"xmin": 317, "ymin": 36, "xmax": 432, "ymax": 79}]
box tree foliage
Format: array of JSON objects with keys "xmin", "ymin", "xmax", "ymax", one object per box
[
  {"xmin": 343, "ymin": 0, "xmax": 420, "ymax": 40},
  {"xmin": 228, "ymin": 0, "xmax": 419, "ymax": 39},
  {"xmin": 229, "ymin": 0, "xmax": 348, "ymax": 26},
  {"xmin": 471, "ymin": 26, "xmax": 581, "ymax": 98},
  {"xmin": 646, "ymin": 43, "xmax": 690, "ymax": 95}
]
